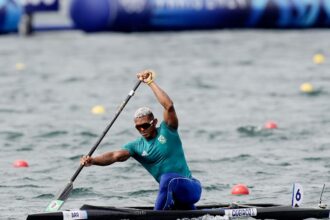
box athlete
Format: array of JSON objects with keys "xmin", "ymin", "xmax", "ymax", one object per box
[{"xmin": 80, "ymin": 70, "xmax": 202, "ymax": 210}]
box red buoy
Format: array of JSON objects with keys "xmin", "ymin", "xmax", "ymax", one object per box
[
  {"xmin": 13, "ymin": 160, "xmax": 29, "ymax": 168},
  {"xmin": 231, "ymin": 184, "xmax": 249, "ymax": 195},
  {"xmin": 264, "ymin": 121, "xmax": 278, "ymax": 129}
]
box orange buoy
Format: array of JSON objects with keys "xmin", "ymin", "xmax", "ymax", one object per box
[
  {"xmin": 264, "ymin": 121, "xmax": 278, "ymax": 129},
  {"xmin": 13, "ymin": 160, "xmax": 29, "ymax": 168},
  {"xmin": 231, "ymin": 184, "xmax": 249, "ymax": 195}
]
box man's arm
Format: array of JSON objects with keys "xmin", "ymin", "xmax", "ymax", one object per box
[
  {"xmin": 137, "ymin": 70, "xmax": 178, "ymax": 130},
  {"xmin": 80, "ymin": 150, "xmax": 130, "ymax": 166}
]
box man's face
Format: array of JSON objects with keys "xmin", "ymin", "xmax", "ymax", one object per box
[{"xmin": 134, "ymin": 115, "xmax": 156, "ymax": 139}]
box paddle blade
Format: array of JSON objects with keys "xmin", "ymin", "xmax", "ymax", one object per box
[
  {"xmin": 46, "ymin": 182, "xmax": 73, "ymax": 212},
  {"xmin": 45, "ymin": 199, "xmax": 64, "ymax": 212}
]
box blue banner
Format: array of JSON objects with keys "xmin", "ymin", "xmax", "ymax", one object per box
[
  {"xmin": 69, "ymin": 0, "xmax": 330, "ymax": 32},
  {"xmin": 23, "ymin": 0, "xmax": 59, "ymax": 13}
]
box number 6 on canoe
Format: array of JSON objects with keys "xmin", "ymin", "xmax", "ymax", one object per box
[{"xmin": 45, "ymin": 80, "xmax": 142, "ymax": 212}]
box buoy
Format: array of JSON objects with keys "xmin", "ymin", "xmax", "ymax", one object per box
[
  {"xmin": 231, "ymin": 184, "xmax": 249, "ymax": 195},
  {"xmin": 264, "ymin": 121, "xmax": 278, "ymax": 129},
  {"xmin": 13, "ymin": 160, "xmax": 29, "ymax": 168},
  {"xmin": 91, "ymin": 105, "xmax": 106, "ymax": 115},
  {"xmin": 15, "ymin": 63, "xmax": 26, "ymax": 71},
  {"xmin": 313, "ymin": 53, "xmax": 325, "ymax": 64},
  {"xmin": 300, "ymin": 83, "xmax": 314, "ymax": 94}
]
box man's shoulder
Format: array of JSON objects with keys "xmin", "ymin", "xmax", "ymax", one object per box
[
  {"xmin": 122, "ymin": 137, "xmax": 144, "ymax": 156},
  {"xmin": 159, "ymin": 121, "xmax": 178, "ymax": 134},
  {"xmin": 127, "ymin": 137, "xmax": 144, "ymax": 146}
]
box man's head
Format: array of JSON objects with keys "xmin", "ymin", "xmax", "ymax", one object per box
[{"xmin": 134, "ymin": 107, "xmax": 158, "ymax": 139}]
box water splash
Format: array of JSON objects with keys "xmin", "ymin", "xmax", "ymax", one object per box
[{"xmin": 237, "ymin": 125, "xmax": 272, "ymax": 137}]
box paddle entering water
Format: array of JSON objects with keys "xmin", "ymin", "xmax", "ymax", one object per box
[{"xmin": 46, "ymin": 80, "xmax": 142, "ymax": 212}]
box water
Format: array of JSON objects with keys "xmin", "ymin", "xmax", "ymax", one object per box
[{"xmin": 0, "ymin": 29, "xmax": 330, "ymax": 220}]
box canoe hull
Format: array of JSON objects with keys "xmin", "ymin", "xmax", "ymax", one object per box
[{"xmin": 27, "ymin": 204, "xmax": 330, "ymax": 220}]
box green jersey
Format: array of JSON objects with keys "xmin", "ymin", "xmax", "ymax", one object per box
[{"xmin": 122, "ymin": 121, "xmax": 192, "ymax": 183}]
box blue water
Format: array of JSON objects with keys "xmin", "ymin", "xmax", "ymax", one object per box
[{"xmin": 0, "ymin": 29, "xmax": 330, "ymax": 220}]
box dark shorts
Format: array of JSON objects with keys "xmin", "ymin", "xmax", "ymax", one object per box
[{"xmin": 154, "ymin": 173, "xmax": 202, "ymax": 210}]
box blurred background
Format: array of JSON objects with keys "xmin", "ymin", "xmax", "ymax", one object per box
[{"xmin": 1, "ymin": 0, "xmax": 330, "ymax": 219}]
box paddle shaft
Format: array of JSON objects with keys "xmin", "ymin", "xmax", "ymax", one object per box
[
  {"xmin": 46, "ymin": 80, "xmax": 142, "ymax": 211},
  {"xmin": 70, "ymin": 80, "xmax": 142, "ymax": 183}
]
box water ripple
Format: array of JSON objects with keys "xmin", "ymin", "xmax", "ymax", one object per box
[
  {"xmin": 35, "ymin": 193, "xmax": 54, "ymax": 199},
  {"xmin": 303, "ymin": 157, "xmax": 328, "ymax": 162},
  {"xmin": 0, "ymin": 184, "xmax": 40, "ymax": 188},
  {"xmin": 14, "ymin": 144, "xmax": 34, "ymax": 152},
  {"xmin": 36, "ymin": 130, "xmax": 68, "ymax": 138},
  {"xmin": 71, "ymin": 187, "xmax": 98, "ymax": 197},
  {"xmin": 236, "ymin": 126, "xmax": 272, "ymax": 137},
  {"xmin": 0, "ymin": 108, "xmax": 24, "ymax": 113},
  {"xmin": 203, "ymin": 183, "xmax": 229, "ymax": 191},
  {"xmin": 128, "ymin": 189, "xmax": 156, "ymax": 197},
  {"xmin": 0, "ymin": 131, "xmax": 24, "ymax": 140},
  {"xmin": 69, "ymin": 155, "xmax": 83, "ymax": 160},
  {"xmin": 78, "ymin": 131, "xmax": 98, "ymax": 138}
]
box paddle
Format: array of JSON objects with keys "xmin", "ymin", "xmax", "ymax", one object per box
[{"xmin": 45, "ymin": 80, "xmax": 142, "ymax": 212}]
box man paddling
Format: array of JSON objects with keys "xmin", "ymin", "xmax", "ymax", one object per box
[{"xmin": 80, "ymin": 70, "xmax": 202, "ymax": 210}]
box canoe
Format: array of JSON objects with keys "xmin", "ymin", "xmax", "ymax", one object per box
[{"xmin": 26, "ymin": 203, "xmax": 330, "ymax": 220}]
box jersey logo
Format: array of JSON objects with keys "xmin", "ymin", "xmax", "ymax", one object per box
[
  {"xmin": 141, "ymin": 150, "xmax": 149, "ymax": 157},
  {"xmin": 158, "ymin": 135, "xmax": 167, "ymax": 144}
]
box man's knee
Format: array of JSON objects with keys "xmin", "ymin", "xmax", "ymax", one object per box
[{"xmin": 170, "ymin": 178, "xmax": 202, "ymax": 204}]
